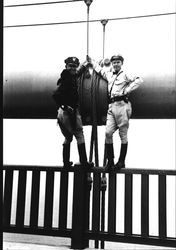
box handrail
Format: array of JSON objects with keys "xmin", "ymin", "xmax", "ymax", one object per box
[{"xmin": 3, "ymin": 164, "xmax": 176, "ymax": 175}]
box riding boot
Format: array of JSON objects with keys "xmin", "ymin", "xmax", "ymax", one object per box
[
  {"xmin": 63, "ymin": 144, "xmax": 73, "ymax": 169},
  {"xmin": 77, "ymin": 143, "xmax": 94, "ymax": 169},
  {"xmin": 115, "ymin": 143, "xmax": 128, "ymax": 169},
  {"xmin": 105, "ymin": 143, "xmax": 114, "ymax": 172}
]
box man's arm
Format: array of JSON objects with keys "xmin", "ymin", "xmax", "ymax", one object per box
[
  {"xmin": 87, "ymin": 57, "xmax": 109, "ymax": 81},
  {"xmin": 123, "ymin": 74, "xmax": 143, "ymax": 95},
  {"xmin": 77, "ymin": 59, "xmax": 93, "ymax": 77},
  {"xmin": 77, "ymin": 65, "xmax": 87, "ymax": 77}
]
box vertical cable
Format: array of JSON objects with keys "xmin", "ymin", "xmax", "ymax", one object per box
[
  {"xmin": 101, "ymin": 19, "xmax": 108, "ymax": 59},
  {"xmin": 87, "ymin": 5, "xmax": 90, "ymax": 57},
  {"xmin": 84, "ymin": 0, "xmax": 93, "ymax": 58}
]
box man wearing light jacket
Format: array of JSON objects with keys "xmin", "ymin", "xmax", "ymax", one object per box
[{"xmin": 88, "ymin": 54, "xmax": 143, "ymax": 171}]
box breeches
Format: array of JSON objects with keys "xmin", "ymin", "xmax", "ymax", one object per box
[
  {"xmin": 57, "ymin": 108, "xmax": 85, "ymax": 145},
  {"xmin": 105, "ymin": 101, "xmax": 132, "ymax": 144}
]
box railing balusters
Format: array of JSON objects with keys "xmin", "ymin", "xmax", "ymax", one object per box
[
  {"xmin": 59, "ymin": 171, "xmax": 69, "ymax": 230},
  {"xmin": 85, "ymin": 174, "xmax": 92, "ymax": 234},
  {"xmin": 159, "ymin": 175, "xmax": 167, "ymax": 238},
  {"xmin": 2, "ymin": 165, "xmax": 176, "ymax": 249},
  {"xmin": 100, "ymin": 173, "xmax": 107, "ymax": 249},
  {"xmin": 30, "ymin": 169, "xmax": 40, "ymax": 228},
  {"xmin": 92, "ymin": 172, "xmax": 101, "ymax": 248},
  {"xmin": 16, "ymin": 170, "xmax": 27, "ymax": 228},
  {"xmin": 141, "ymin": 174, "xmax": 149, "ymax": 237},
  {"xmin": 3, "ymin": 169, "xmax": 14, "ymax": 227},
  {"xmin": 108, "ymin": 172, "xmax": 116, "ymax": 234},
  {"xmin": 125, "ymin": 173, "xmax": 133, "ymax": 236},
  {"xmin": 44, "ymin": 170, "xmax": 54, "ymax": 228}
]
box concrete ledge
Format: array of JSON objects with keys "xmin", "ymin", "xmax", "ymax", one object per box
[{"xmin": 3, "ymin": 233, "xmax": 176, "ymax": 250}]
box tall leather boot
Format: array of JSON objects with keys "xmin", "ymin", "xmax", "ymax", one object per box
[
  {"xmin": 105, "ymin": 143, "xmax": 114, "ymax": 172},
  {"xmin": 115, "ymin": 143, "xmax": 128, "ymax": 169},
  {"xmin": 77, "ymin": 143, "xmax": 94, "ymax": 169},
  {"xmin": 63, "ymin": 144, "xmax": 73, "ymax": 169}
]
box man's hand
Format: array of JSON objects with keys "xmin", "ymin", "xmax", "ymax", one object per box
[
  {"xmin": 86, "ymin": 55, "xmax": 91, "ymax": 62},
  {"xmin": 81, "ymin": 56, "xmax": 93, "ymax": 68},
  {"xmin": 122, "ymin": 89, "xmax": 128, "ymax": 95},
  {"xmin": 66, "ymin": 105, "xmax": 74, "ymax": 114},
  {"xmin": 82, "ymin": 60, "xmax": 90, "ymax": 67},
  {"xmin": 61, "ymin": 105, "xmax": 74, "ymax": 114}
]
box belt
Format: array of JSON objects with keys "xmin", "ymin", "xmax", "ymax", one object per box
[{"xmin": 109, "ymin": 95, "xmax": 129, "ymax": 103}]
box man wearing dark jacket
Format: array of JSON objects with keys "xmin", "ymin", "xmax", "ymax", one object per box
[{"xmin": 53, "ymin": 57, "xmax": 93, "ymax": 169}]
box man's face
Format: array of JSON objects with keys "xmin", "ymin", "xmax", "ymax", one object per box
[
  {"xmin": 66, "ymin": 63, "xmax": 78, "ymax": 75},
  {"xmin": 112, "ymin": 60, "xmax": 123, "ymax": 72}
]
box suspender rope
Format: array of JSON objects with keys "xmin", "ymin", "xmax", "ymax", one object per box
[
  {"xmin": 84, "ymin": 0, "xmax": 98, "ymax": 167},
  {"xmin": 100, "ymin": 19, "xmax": 109, "ymax": 167},
  {"xmin": 100, "ymin": 19, "xmax": 109, "ymax": 250},
  {"xmin": 84, "ymin": 0, "xmax": 93, "ymax": 58},
  {"xmin": 84, "ymin": 2, "xmax": 100, "ymax": 249},
  {"xmin": 87, "ymin": 5, "xmax": 90, "ymax": 57},
  {"xmin": 101, "ymin": 19, "xmax": 108, "ymax": 59},
  {"xmin": 89, "ymin": 69, "xmax": 99, "ymax": 166}
]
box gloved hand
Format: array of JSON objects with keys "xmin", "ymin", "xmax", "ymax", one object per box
[
  {"xmin": 82, "ymin": 60, "xmax": 90, "ymax": 67},
  {"xmin": 104, "ymin": 58, "xmax": 111, "ymax": 66},
  {"xmin": 66, "ymin": 105, "xmax": 74, "ymax": 114},
  {"xmin": 99, "ymin": 58, "xmax": 111, "ymax": 67},
  {"xmin": 61, "ymin": 105, "xmax": 74, "ymax": 114},
  {"xmin": 67, "ymin": 105, "xmax": 74, "ymax": 114},
  {"xmin": 86, "ymin": 55, "xmax": 92, "ymax": 63},
  {"xmin": 122, "ymin": 88, "xmax": 130, "ymax": 96}
]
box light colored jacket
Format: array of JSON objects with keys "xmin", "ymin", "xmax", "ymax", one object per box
[{"xmin": 91, "ymin": 60, "xmax": 143, "ymax": 98}]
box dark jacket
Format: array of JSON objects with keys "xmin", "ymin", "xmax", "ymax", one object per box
[{"xmin": 53, "ymin": 66, "xmax": 86, "ymax": 109}]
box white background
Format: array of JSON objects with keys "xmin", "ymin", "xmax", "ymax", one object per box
[{"xmin": 3, "ymin": 0, "xmax": 176, "ymax": 248}]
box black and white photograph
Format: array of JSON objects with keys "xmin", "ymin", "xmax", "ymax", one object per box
[{"xmin": 3, "ymin": 0, "xmax": 176, "ymax": 249}]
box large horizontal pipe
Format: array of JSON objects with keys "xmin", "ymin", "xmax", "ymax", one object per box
[
  {"xmin": 3, "ymin": 12, "xmax": 175, "ymax": 123},
  {"xmin": 3, "ymin": 69, "xmax": 176, "ymax": 124}
]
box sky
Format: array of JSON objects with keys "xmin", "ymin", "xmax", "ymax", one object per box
[{"xmin": 3, "ymin": 0, "xmax": 176, "ymax": 76}]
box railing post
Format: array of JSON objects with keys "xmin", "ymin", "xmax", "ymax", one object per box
[
  {"xmin": 159, "ymin": 175, "xmax": 166, "ymax": 238},
  {"xmin": 108, "ymin": 172, "xmax": 116, "ymax": 233},
  {"xmin": 3, "ymin": 169, "xmax": 14, "ymax": 227},
  {"xmin": 16, "ymin": 169, "xmax": 27, "ymax": 228},
  {"xmin": 125, "ymin": 173, "xmax": 133, "ymax": 236},
  {"xmin": 30, "ymin": 169, "xmax": 40, "ymax": 228},
  {"xmin": 59, "ymin": 170, "xmax": 69, "ymax": 230},
  {"xmin": 71, "ymin": 164, "xmax": 90, "ymax": 249},
  {"xmin": 141, "ymin": 174, "xmax": 149, "ymax": 237}
]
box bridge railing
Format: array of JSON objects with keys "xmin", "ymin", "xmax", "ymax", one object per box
[
  {"xmin": 3, "ymin": 165, "xmax": 176, "ymax": 249},
  {"xmin": 3, "ymin": 165, "xmax": 73, "ymax": 238},
  {"xmin": 87, "ymin": 168, "xmax": 176, "ymax": 249}
]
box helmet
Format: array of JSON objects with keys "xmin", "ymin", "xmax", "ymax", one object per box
[{"xmin": 64, "ymin": 57, "xmax": 80, "ymax": 67}]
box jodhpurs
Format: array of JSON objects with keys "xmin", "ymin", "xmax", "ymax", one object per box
[
  {"xmin": 105, "ymin": 101, "xmax": 132, "ymax": 144},
  {"xmin": 57, "ymin": 108, "xmax": 85, "ymax": 145}
]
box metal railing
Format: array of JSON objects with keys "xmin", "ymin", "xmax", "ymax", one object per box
[{"xmin": 3, "ymin": 165, "xmax": 176, "ymax": 249}]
